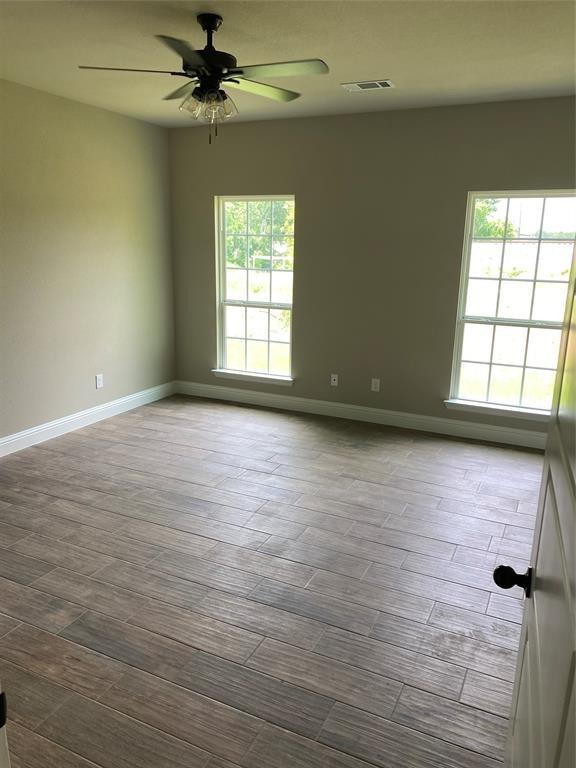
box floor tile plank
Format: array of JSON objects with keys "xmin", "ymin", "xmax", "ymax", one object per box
[
  {"xmin": 149, "ymin": 549, "xmax": 262, "ymax": 595},
  {"xmin": 92, "ymin": 560, "xmax": 209, "ymax": 610},
  {"xmin": 460, "ymin": 669, "xmax": 514, "ymax": 717},
  {"xmin": 307, "ymin": 570, "xmax": 434, "ymax": 623},
  {"xmin": 363, "ymin": 561, "xmax": 490, "ymax": 613},
  {"xmin": 429, "ymin": 602, "xmax": 521, "ymax": 650},
  {"xmin": 392, "ymin": 685, "xmax": 508, "ymax": 760},
  {"xmin": 61, "ymin": 526, "xmax": 165, "ymax": 565},
  {"xmin": 202, "ymin": 541, "xmax": 315, "ymax": 587},
  {"xmin": 7, "ymin": 722, "xmax": 101, "ymax": 768},
  {"xmin": 100, "ymin": 667, "xmax": 263, "ymax": 763},
  {"xmin": 246, "ymin": 638, "xmax": 402, "ymax": 717},
  {"xmin": 250, "ymin": 579, "xmax": 378, "ymax": 635},
  {"xmin": 0, "ymin": 658, "xmax": 74, "ymax": 729},
  {"xmin": 0, "ymin": 547, "xmax": 55, "ymax": 585},
  {"xmin": 37, "ymin": 693, "xmax": 210, "ymax": 768},
  {"xmin": 195, "ymin": 591, "xmax": 326, "ymax": 650},
  {"xmin": 31, "ymin": 568, "xmax": 153, "ymax": 621},
  {"xmin": 371, "ymin": 612, "xmax": 517, "ymax": 682},
  {"xmin": 0, "ymin": 576, "xmax": 85, "ymax": 632},
  {"xmin": 241, "ymin": 723, "xmax": 375, "ymax": 768},
  {"xmin": 314, "ymin": 626, "xmax": 466, "ymax": 700},
  {"xmin": 10, "ymin": 534, "xmax": 115, "ymax": 576},
  {"xmin": 0, "ymin": 623, "xmax": 124, "ymax": 697},
  {"xmin": 260, "ymin": 537, "xmax": 370, "ymax": 579},
  {"xmin": 257, "ymin": 500, "xmax": 353, "ymax": 534},
  {"xmin": 319, "ymin": 703, "xmax": 503, "ymax": 768},
  {"xmin": 127, "ymin": 599, "xmax": 263, "ymax": 662},
  {"xmin": 298, "ymin": 527, "xmax": 406, "ymax": 567}
]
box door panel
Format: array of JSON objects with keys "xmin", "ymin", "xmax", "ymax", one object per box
[
  {"xmin": 534, "ymin": 482, "xmax": 573, "ymax": 767},
  {"xmin": 507, "ymin": 258, "xmax": 575, "ymax": 768},
  {"xmin": 510, "ymin": 639, "xmax": 535, "ymax": 767},
  {"xmin": 557, "ymin": 668, "xmax": 574, "ymax": 768}
]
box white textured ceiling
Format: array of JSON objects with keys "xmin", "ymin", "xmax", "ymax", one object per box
[{"xmin": 0, "ymin": 1, "xmax": 574, "ymax": 126}]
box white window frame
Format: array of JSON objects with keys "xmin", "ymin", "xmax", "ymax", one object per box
[
  {"xmin": 447, "ymin": 189, "xmax": 575, "ymax": 420},
  {"xmin": 213, "ymin": 194, "xmax": 295, "ymax": 385}
]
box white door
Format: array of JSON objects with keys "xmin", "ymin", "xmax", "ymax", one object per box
[{"xmin": 506, "ymin": 264, "xmax": 575, "ymax": 767}]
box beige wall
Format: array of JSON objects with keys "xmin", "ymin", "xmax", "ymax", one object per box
[
  {"xmin": 169, "ymin": 96, "xmax": 575, "ymax": 434},
  {"xmin": 0, "ymin": 80, "xmax": 175, "ymax": 437},
  {"xmin": 1, "ymin": 88, "xmax": 573, "ymax": 440}
]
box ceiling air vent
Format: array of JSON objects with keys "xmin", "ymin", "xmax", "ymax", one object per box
[{"xmin": 341, "ymin": 80, "xmax": 395, "ymax": 92}]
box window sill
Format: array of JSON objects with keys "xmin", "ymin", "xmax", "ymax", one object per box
[
  {"xmin": 444, "ymin": 399, "xmax": 550, "ymax": 422},
  {"xmin": 212, "ymin": 369, "xmax": 294, "ymax": 387}
]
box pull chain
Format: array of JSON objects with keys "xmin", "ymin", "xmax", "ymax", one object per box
[{"xmin": 208, "ymin": 120, "xmax": 220, "ymax": 144}]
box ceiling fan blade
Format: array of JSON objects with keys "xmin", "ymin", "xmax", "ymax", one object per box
[
  {"xmin": 79, "ymin": 65, "xmax": 182, "ymax": 74},
  {"xmin": 227, "ymin": 59, "xmax": 328, "ymax": 79},
  {"xmin": 163, "ymin": 80, "xmax": 197, "ymax": 101},
  {"xmin": 156, "ymin": 35, "xmax": 206, "ymax": 70},
  {"xmin": 225, "ymin": 78, "xmax": 300, "ymax": 102}
]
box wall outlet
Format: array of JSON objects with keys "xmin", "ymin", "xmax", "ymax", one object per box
[
  {"xmin": 371, "ymin": 377, "xmax": 381, "ymax": 393},
  {"xmin": 95, "ymin": 373, "xmax": 104, "ymax": 390},
  {"xmin": 330, "ymin": 373, "xmax": 339, "ymax": 387}
]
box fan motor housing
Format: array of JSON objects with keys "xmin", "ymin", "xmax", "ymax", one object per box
[{"xmin": 195, "ymin": 49, "xmax": 238, "ymax": 73}]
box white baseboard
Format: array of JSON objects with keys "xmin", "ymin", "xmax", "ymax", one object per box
[
  {"xmin": 174, "ymin": 380, "xmax": 547, "ymax": 450},
  {"xmin": 0, "ymin": 383, "xmax": 175, "ymax": 457},
  {"xmin": 0, "ymin": 379, "xmax": 547, "ymax": 457}
]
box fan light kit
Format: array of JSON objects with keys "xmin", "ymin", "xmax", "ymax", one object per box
[{"xmin": 79, "ymin": 13, "xmax": 329, "ymax": 142}]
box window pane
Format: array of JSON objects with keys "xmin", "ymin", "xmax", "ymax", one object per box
[
  {"xmin": 459, "ymin": 362, "xmax": 489, "ymax": 400},
  {"xmin": 226, "ymin": 269, "xmax": 247, "ymax": 300},
  {"xmin": 532, "ymin": 282, "xmax": 569, "ymax": 322},
  {"xmin": 492, "ymin": 325, "xmax": 527, "ymax": 366},
  {"xmin": 537, "ymin": 242, "xmax": 573, "ymax": 281},
  {"xmin": 497, "ymin": 281, "xmax": 532, "ymax": 319},
  {"xmin": 469, "ymin": 242, "xmax": 502, "ymax": 278},
  {"xmin": 225, "ymin": 236, "xmax": 247, "ymax": 268},
  {"xmin": 270, "ymin": 309, "xmax": 291, "ymax": 342},
  {"xmin": 489, "ymin": 365, "xmax": 522, "ymax": 405},
  {"xmin": 248, "ymin": 200, "xmax": 271, "ymax": 235},
  {"xmin": 248, "ymin": 270, "xmax": 270, "ymax": 302},
  {"xmin": 461, "ymin": 323, "xmax": 493, "ymax": 362},
  {"xmin": 225, "ymin": 306, "xmax": 245, "ymax": 338},
  {"xmin": 269, "ymin": 343, "xmax": 290, "ymax": 375},
  {"xmin": 522, "ymin": 368, "xmax": 556, "ymax": 409},
  {"xmin": 465, "ymin": 279, "xmax": 498, "ymax": 316},
  {"xmin": 541, "ymin": 197, "xmax": 576, "ymax": 239},
  {"xmin": 526, "ymin": 328, "xmax": 561, "ymax": 369},
  {"xmin": 472, "ymin": 198, "xmax": 509, "ymax": 238},
  {"xmin": 226, "ymin": 339, "xmax": 245, "ymax": 370},
  {"xmin": 272, "ymin": 238, "xmax": 294, "ymax": 270},
  {"xmin": 247, "ymin": 307, "xmax": 268, "ymax": 340},
  {"xmin": 220, "ymin": 198, "xmax": 294, "ymax": 376},
  {"xmin": 224, "ymin": 201, "xmax": 247, "ymax": 234},
  {"xmin": 501, "ymin": 241, "xmax": 537, "ymax": 280},
  {"xmin": 271, "ymin": 271, "xmax": 293, "ymax": 304},
  {"xmin": 248, "ymin": 236, "xmax": 271, "ymax": 269},
  {"xmin": 246, "ymin": 340, "xmax": 268, "ymax": 372},
  {"xmin": 507, "ymin": 198, "xmax": 543, "ymax": 239},
  {"xmin": 272, "ymin": 199, "xmax": 295, "ymax": 236}
]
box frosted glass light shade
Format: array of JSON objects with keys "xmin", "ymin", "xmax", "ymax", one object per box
[{"xmin": 180, "ymin": 89, "xmax": 238, "ymax": 122}]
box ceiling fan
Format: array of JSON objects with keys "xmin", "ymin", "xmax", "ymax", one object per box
[{"xmin": 79, "ymin": 13, "xmax": 329, "ymax": 138}]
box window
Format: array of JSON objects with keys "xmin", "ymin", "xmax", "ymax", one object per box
[
  {"xmin": 215, "ymin": 196, "xmax": 295, "ymax": 380},
  {"xmin": 450, "ymin": 191, "xmax": 575, "ymax": 413}
]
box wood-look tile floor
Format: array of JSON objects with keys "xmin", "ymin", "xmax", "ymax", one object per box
[{"xmin": 0, "ymin": 396, "xmax": 542, "ymax": 768}]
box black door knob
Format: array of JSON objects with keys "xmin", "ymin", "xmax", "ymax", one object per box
[{"xmin": 493, "ymin": 565, "xmax": 533, "ymax": 598}]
